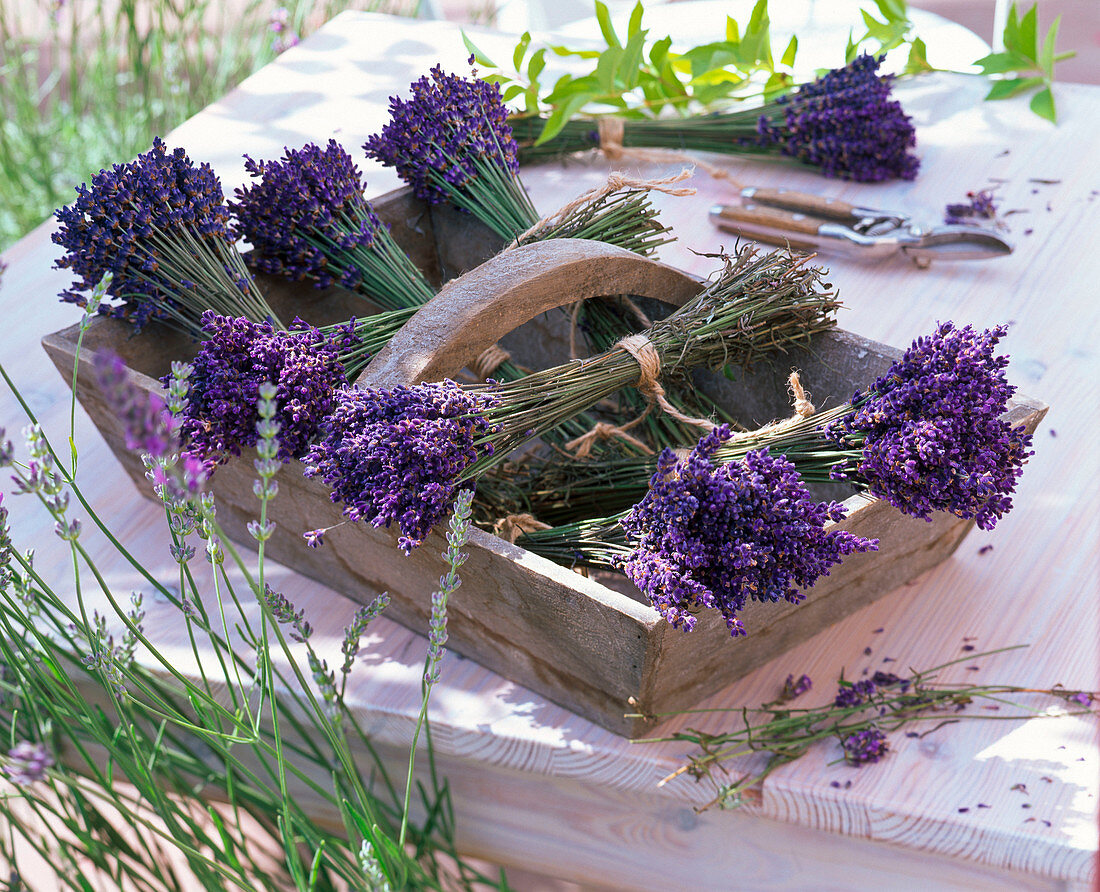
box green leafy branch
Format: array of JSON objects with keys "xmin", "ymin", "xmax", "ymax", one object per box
[
  {"xmin": 973, "ymin": 2, "xmax": 1074, "ymax": 122},
  {"xmin": 465, "ymin": 0, "xmax": 796, "ymax": 144},
  {"xmin": 465, "ymin": 0, "xmax": 1075, "ymax": 145}
]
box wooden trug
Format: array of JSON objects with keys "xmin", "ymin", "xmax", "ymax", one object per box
[{"xmin": 41, "ymin": 187, "xmax": 1047, "ymax": 737}]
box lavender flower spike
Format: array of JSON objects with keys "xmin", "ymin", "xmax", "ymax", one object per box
[{"xmin": 618, "ymin": 430, "xmax": 877, "ymax": 636}]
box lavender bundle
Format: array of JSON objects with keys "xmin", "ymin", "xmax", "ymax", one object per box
[
  {"xmin": 53, "ymin": 138, "xmax": 280, "ymax": 337},
  {"xmin": 303, "ymin": 248, "xmax": 839, "ymax": 552},
  {"xmin": 230, "ymin": 140, "xmax": 437, "ymax": 313},
  {"xmin": 511, "ymin": 54, "xmax": 919, "ymax": 183},
  {"xmin": 519, "ymin": 428, "xmax": 877, "ymax": 636},
  {"xmin": 520, "ymin": 322, "xmax": 1033, "ymax": 528}
]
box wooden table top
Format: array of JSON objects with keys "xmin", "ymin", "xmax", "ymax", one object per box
[{"xmin": 1, "ymin": 12, "xmax": 1096, "ymax": 890}]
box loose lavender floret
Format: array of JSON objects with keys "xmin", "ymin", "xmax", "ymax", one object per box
[
  {"xmin": 53, "ymin": 138, "xmax": 271, "ymax": 334},
  {"xmin": 781, "ymin": 673, "xmax": 813, "ymax": 701},
  {"xmin": 303, "ymin": 382, "xmax": 500, "ymax": 553},
  {"xmin": 174, "ymin": 312, "xmax": 345, "ymax": 470},
  {"xmin": 825, "ymin": 321, "xmax": 1033, "ymax": 530},
  {"xmin": 841, "ymin": 727, "xmax": 889, "ymax": 765},
  {"xmin": 365, "ymin": 64, "xmax": 520, "ymax": 207},
  {"xmin": 755, "ymin": 54, "xmax": 919, "ymax": 182},
  {"xmin": 5, "ymin": 741, "xmax": 54, "ymax": 786},
  {"xmin": 945, "ymin": 190, "xmax": 998, "ymax": 226},
  {"xmin": 617, "ymin": 429, "xmax": 878, "ymax": 636}
]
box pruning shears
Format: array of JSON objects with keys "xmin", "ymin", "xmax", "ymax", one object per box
[{"xmin": 710, "ymin": 188, "xmax": 1013, "ymax": 268}]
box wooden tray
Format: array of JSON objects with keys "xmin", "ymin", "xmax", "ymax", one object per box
[{"xmin": 42, "ymin": 187, "xmax": 1047, "ymax": 737}]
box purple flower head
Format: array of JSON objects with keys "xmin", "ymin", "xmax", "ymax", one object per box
[
  {"xmin": 52, "ymin": 138, "xmax": 245, "ymax": 330},
  {"xmin": 945, "ymin": 189, "xmax": 998, "ymax": 226},
  {"xmin": 835, "ymin": 678, "xmax": 877, "ymax": 708},
  {"xmin": 5, "ymin": 741, "xmax": 54, "ymax": 786},
  {"xmin": 756, "ymin": 54, "xmax": 919, "ymax": 182},
  {"xmin": 232, "ymin": 141, "xmax": 386, "ymax": 288},
  {"xmin": 617, "ymin": 429, "xmax": 878, "ymax": 636},
  {"xmin": 782, "ymin": 673, "xmax": 813, "ymax": 701},
  {"xmin": 364, "ymin": 64, "xmax": 520, "ymax": 205},
  {"xmin": 826, "ymin": 321, "xmax": 1033, "ymax": 530},
  {"xmin": 93, "ymin": 351, "xmax": 177, "ymax": 458},
  {"xmin": 841, "ymin": 727, "xmax": 889, "ymax": 765},
  {"xmin": 174, "ymin": 312, "xmax": 345, "ymax": 470},
  {"xmin": 303, "ymin": 381, "xmax": 500, "ymax": 552}
]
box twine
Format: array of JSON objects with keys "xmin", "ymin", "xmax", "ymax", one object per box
[
  {"xmin": 507, "ymin": 168, "xmax": 696, "ymax": 248},
  {"xmin": 493, "ymin": 513, "xmax": 551, "ymax": 544},
  {"xmin": 788, "ymin": 371, "xmax": 816, "ymax": 418},
  {"xmin": 597, "ymin": 116, "xmax": 745, "ymax": 190},
  {"xmin": 471, "ymin": 343, "xmax": 512, "ymax": 381},
  {"xmin": 564, "ymin": 420, "xmax": 654, "ymax": 459},
  {"xmin": 729, "ymin": 371, "xmax": 819, "ymax": 445}
]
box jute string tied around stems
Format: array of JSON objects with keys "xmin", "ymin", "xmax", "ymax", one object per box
[
  {"xmin": 507, "ymin": 167, "xmax": 697, "ymax": 248},
  {"xmin": 597, "ymin": 117, "xmax": 746, "ymax": 190},
  {"xmin": 471, "ymin": 343, "xmax": 512, "ymax": 381},
  {"xmin": 566, "ymin": 333, "xmax": 716, "ymax": 458},
  {"xmin": 493, "ymin": 513, "xmax": 551, "ymax": 544},
  {"xmin": 727, "ymin": 371, "xmax": 818, "ymax": 446}
]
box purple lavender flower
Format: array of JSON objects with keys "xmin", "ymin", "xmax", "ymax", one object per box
[
  {"xmin": 175, "ymin": 312, "xmax": 345, "ymax": 470},
  {"xmin": 835, "ymin": 678, "xmax": 878, "ymax": 708},
  {"xmin": 825, "ymin": 322, "xmax": 1033, "ymax": 530},
  {"xmin": 52, "ymin": 138, "xmax": 268, "ymax": 334},
  {"xmin": 93, "ymin": 351, "xmax": 175, "ymax": 457},
  {"xmin": 840, "ymin": 727, "xmax": 889, "ymax": 765},
  {"xmin": 945, "ymin": 190, "xmax": 998, "ymax": 226},
  {"xmin": 231, "ymin": 140, "xmax": 435, "ymax": 309},
  {"xmin": 755, "ymin": 54, "xmax": 919, "ymax": 182},
  {"xmin": 302, "ymin": 382, "xmax": 499, "ymax": 553},
  {"xmin": 365, "ymin": 64, "xmax": 520, "ymax": 206},
  {"xmin": 4, "ymin": 741, "xmax": 54, "ymax": 786},
  {"xmin": 617, "ymin": 429, "xmax": 878, "ymax": 636},
  {"xmin": 782, "ymin": 673, "xmax": 813, "ymax": 701}
]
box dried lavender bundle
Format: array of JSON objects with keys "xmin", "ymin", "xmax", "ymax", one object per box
[
  {"xmin": 511, "ymin": 54, "xmax": 919, "ymax": 183},
  {"xmin": 230, "ymin": 140, "xmax": 438, "ymax": 312},
  {"xmin": 53, "ymin": 138, "xmax": 280, "ymax": 337},
  {"xmin": 303, "ymin": 247, "xmax": 838, "ymax": 552},
  {"xmin": 520, "ymin": 322, "xmax": 1034, "ymax": 529},
  {"xmin": 517, "ymin": 428, "xmax": 878, "ymax": 636},
  {"xmin": 643, "ymin": 648, "xmax": 1096, "ymax": 811}
]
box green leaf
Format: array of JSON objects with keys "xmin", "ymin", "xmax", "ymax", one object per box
[
  {"xmin": 1040, "ymin": 14, "xmax": 1060, "ymax": 77},
  {"xmin": 762, "ymin": 70, "xmax": 793, "ymax": 99},
  {"xmin": 628, "ymin": 1, "xmax": 644, "ymax": 38},
  {"xmin": 1017, "ymin": 3, "xmax": 1039, "ymax": 59},
  {"xmin": 973, "ymin": 50, "xmax": 1036, "ymax": 75},
  {"xmin": 1002, "ymin": 2, "xmax": 1021, "ymax": 52},
  {"xmin": 482, "ymin": 73, "xmax": 512, "ymax": 85},
  {"xmin": 1029, "ymin": 84, "xmax": 1056, "ymax": 122},
  {"xmin": 596, "ymin": 45, "xmax": 623, "ymax": 92},
  {"xmin": 501, "ymin": 84, "xmax": 525, "ymax": 103},
  {"xmin": 781, "ymin": 35, "xmax": 798, "ymax": 68},
  {"xmin": 513, "ymin": 32, "xmax": 531, "ymax": 72},
  {"xmin": 595, "ymin": 0, "xmax": 621, "ymax": 48},
  {"xmin": 528, "ymin": 47, "xmax": 546, "ymax": 82},
  {"xmin": 545, "ymin": 73, "xmax": 598, "ymax": 104},
  {"xmin": 549, "ymin": 44, "xmax": 602, "ymax": 59},
  {"xmin": 742, "ymin": 0, "xmax": 773, "ymax": 66},
  {"xmin": 983, "ymin": 75, "xmax": 1043, "ymax": 100},
  {"xmin": 904, "ymin": 36, "xmax": 933, "ymax": 73},
  {"xmin": 537, "ymin": 93, "xmax": 592, "ymax": 144},
  {"xmin": 874, "ymin": 0, "xmax": 910, "ymax": 24},
  {"xmin": 650, "ymin": 35, "xmax": 672, "ymax": 68},
  {"xmin": 845, "ymin": 29, "xmax": 858, "ymax": 64},
  {"xmin": 461, "ymin": 31, "xmax": 496, "ymax": 68},
  {"xmin": 726, "ymin": 16, "xmax": 740, "ymax": 44},
  {"xmin": 619, "ymin": 31, "xmax": 648, "ymax": 89}
]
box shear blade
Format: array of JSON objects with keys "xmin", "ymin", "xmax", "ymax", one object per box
[{"xmin": 902, "ymin": 227, "xmax": 1014, "ymax": 263}]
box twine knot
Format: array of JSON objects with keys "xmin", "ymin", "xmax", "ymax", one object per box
[
  {"xmin": 788, "ymin": 371, "xmax": 816, "ymax": 417},
  {"xmin": 472, "ymin": 343, "xmax": 512, "ymax": 381},
  {"xmin": 565, "ymin": 420, "xmax": 653, "ymax": 459}
]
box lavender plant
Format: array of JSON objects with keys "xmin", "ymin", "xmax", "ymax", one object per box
[
  {"xmin": 303, "ymin": 247, "xmax": 839, "ymax": 552},
  {"xmin": 510, "ymin": 54, "xmax": 919, "ymax": 183},
  {"xmin": 519, "ymin": 321, "xmax": 1033, "ymax": 528},
  {"xmin": 0, "ymin": 303, "xmax": 507, "ymax": 889},
  {"xmin": 53, "ymin": 139, "xmax": 281, "ymax": 338},
  {"xmin": 641, "ymin": 647, "xmax": 1096, "ymax": 811}
]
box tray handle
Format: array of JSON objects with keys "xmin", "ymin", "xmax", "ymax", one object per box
[{"xmin": 355, "ymin": 239, "xmax": 703, "ymax": 388}]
